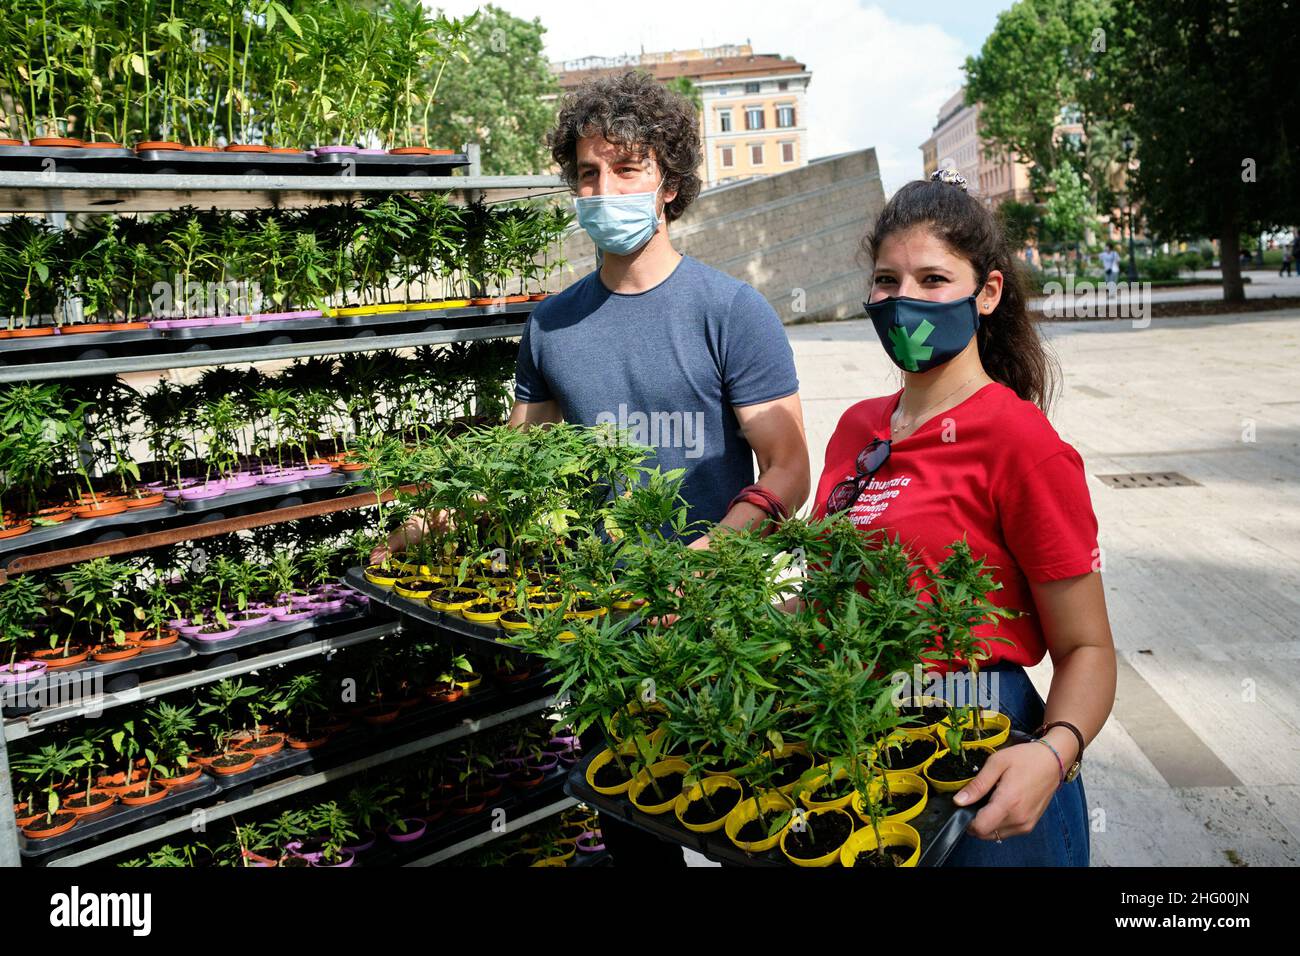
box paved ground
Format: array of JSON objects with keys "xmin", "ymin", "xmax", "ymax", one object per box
[
  {"xmin": 779, "ymin": 305, "xmax": 1300, "ymax": 866},
  {"xmin": 1027, "ymin": 268, "xmax": 1300, "ymax": 313}
]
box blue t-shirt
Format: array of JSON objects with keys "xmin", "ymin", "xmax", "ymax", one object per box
[{"xmin": 514, "ymin": 253, "xmax": 799, "ymax": 534}]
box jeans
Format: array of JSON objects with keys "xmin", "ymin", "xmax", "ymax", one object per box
[{"xmin": 942, "ymin": 662, "xmax": 1090, "ymax": 867}]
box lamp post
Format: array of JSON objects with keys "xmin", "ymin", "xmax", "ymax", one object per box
[{"xmin": 1122, "ymin": 134, "xmax": 1139, "ymax": 282}]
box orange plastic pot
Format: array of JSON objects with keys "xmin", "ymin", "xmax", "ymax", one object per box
[
  {"xmin": 60, "ymin": 788, "xmax": 118, "ymax": 817},
  {"xmin": 22, "ymin": 811, "xmax": 78, "ymax": 839},
  {"xmin": 32, "ymin": 136, "xmax": 82, "ymax": 148},
  {"xmin": 119, "ymin": 783, "xmax": 169, "ymax": 806},
  {"xmin": 32, "ymin": 646, "xmax": 90, "ymax": 668},
  {"xmin": 0, "ymin": 521, "xmax": 32, "ymax": 539},
  {"xmin": 135, "ymin": 140, "xmax": 184, "ymax": 151}
]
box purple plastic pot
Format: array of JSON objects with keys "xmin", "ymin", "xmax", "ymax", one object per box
[
  {"xmin": 258, "ymin": 470, "xmax": 307, "ymax": 485},
  {"xmin": 343, "ymin": 831, "xmax": 377, "ymax": 854},
  {"xmin": 222, "ymin": 473, "xmax": 258, "ymax": 490},
  {"xmin": 0, "ymin": 660, "xmax": 48, "ymax": 684},
  {"xmin": 179, "ymin": 483, "xmax": 225, "ymax": 501},
  {"xmin": 151, "ymin": 316, "xmax": 215, "ymax": 330},
  {"xmin": 161, "ymin": 479, "xmax": 201, "ymax": 499},
  {"xmin": 575, "ymin": 831, "xmax": 605, "ymax": 853},
  {"xmin": 281, "ymin": 592, "xmax": 316, "ymax": 607},
  {"xmin": 192, "ymin": 625, "xmax": 239, "ymax": 642},
  {"xmin": 312, "ymin": 145, "xmax": 359, "ymax": 154},
  {"xmin": 176, "ymin": 622, "xmax": 206, "ymax": 637},
  {"xmin": 546, "ymin": 735, "xmax": 580, "ymax": 751},
  {"xmin": 526, "ymin": 752, "xmax": 560, "ymax": 773},
  {"xmin": 301, "ymin": 463, "xmax": 333, "ymax": 478},
  {"xmin": 307, "ymin": 597, "xmax": 347, "ymax": 613},
  {"xmin": 283, "ymin": 840, "xmax": 322, "ymax": 862},
  {"xmin": 229, "ymin": 611, "xmax": 273, "ymax": 630},
  {"xmin": 271, "ymin": 605, "xmax": 316, "ymax": 622},
  {"xmin": 488, "ymin": 764, "xmax": 514, "ymax": 780},
  {"xmin": 385, "ymin": 819, "xmax": 428, "ymax": 843},
  {"xmin": 207, "ymin": 314, "xmax": 248, "ymax": 326},
  {"xmin": 310, "ymin": 849, "xmax": 356, "ymax": 867},
  {"xmin": 557, "ymin": 751, "xmax": 580, "ymax": 767},
  {"xmin": 143, "ymin": 480, "xmax": 167, "ymax": 491}
]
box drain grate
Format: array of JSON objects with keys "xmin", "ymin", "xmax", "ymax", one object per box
[{"xmin": 1097, "ymin": 472, "xmax": 1201, "ymax": 489}]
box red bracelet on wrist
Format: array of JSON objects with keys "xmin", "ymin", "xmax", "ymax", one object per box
[{"xmin": 727, "ymin": 484, "xmax": 789, "ymax": 523}]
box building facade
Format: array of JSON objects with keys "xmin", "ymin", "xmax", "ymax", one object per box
[{"xmin": 551, "ymin": 44, "xmax": 810, "ymax": 189}]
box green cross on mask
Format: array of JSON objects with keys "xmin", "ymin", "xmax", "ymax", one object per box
[{"xmin": 888, "ymin": 318, "xmax": 935, "ymax": 372}]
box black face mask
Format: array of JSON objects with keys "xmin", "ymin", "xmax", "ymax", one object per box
[{"xmin": 864, "ymin": 295, "xmax": 982, "ymax": 373}]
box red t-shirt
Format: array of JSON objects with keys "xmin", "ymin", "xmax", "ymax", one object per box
[{"xmin": 811, "ymin": 381, "xmax": 1099, "ymax": 672}]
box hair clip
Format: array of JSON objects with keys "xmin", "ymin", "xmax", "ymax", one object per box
[{"xmin": 930, "ymin": 168, "xmax": 968, "ymax": 191}]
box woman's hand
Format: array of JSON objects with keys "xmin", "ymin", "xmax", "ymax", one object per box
[
  {"xmin": 367, "ymin": 511, "xmax": 451, "ymax": 567},
  {"xmin": 952, "ymin": 739, "xmax": 1064, "ymax": 840}
]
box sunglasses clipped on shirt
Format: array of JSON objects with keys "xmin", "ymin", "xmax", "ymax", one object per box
[{"xmin": 825, "ymin": 438, "xmax": 892, "ymax": 514}]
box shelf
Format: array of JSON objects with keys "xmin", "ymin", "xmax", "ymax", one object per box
[
  {"xmin": 401, "ymin": 784, "xmax": 577, "ymax": 867},
  {"xmin": 0, "ymin": 170, "xmax": 568, "ymax": 213},
  {"xmin": 0, "ymin": 320, "xmax": 526, "ymax": 382},
  {"xmin": 4, "ymin": 621, "xmax": 400, "ymax": 740},
  {"xmin": 0, "ymin": 471, "xmax": 373, "ymax": 567},
  {"xmin": 0, "ymin": 301, "xmax": 536, "ymax": 376},
  {"xmin": 41, "ymin": 691, "xmax": 556, "ymax": 866}
]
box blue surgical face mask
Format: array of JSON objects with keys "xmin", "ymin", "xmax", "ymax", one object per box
[
  {"xmin": 863, "ymin": 294, "xmax": 982, "ymax": 373},
  {"xmin": 574, "ymin": 174, "xmax": 665, "ymax": 257}
]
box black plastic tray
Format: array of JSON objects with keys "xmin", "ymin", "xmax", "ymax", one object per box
[
  {"xmin": 563, "ymin": 738, "xmax": 1027, "ymax": 867},
  {"xmin": 2, "ymin": 642, "xmax": 197, "ymax": 717},
  {"xmin": 180, "ymin": 605, "xmax": 368, "ymax": 655},
  {"xmin": 0, "ymin": 144, "xmax": 137, "ymax": 173},
  {"xmin": 204, "ymin": 742, "xmax": 316, "ymax": 791},
  {"xmin": 0, "ymin": 326, "xmax": 160, "ymax": 352},
  {"xmin": 19, "ymin": 775, "xmax": 221, "ymax": 860},
  {"xmin": 310, "ymin": 150, "xmax": 470, "ymax": 176},
  {"xmin": 135, "ymin": 148, "xmax": 320, "ymax": 175},
  {"xmin": 344, "ymin": 568, "xmax": 536, "ymax": 663}
]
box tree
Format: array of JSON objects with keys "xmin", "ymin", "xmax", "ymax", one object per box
[
  {"xmin": 422, "ymin": 4, "xmax": 559, "ymax": 175},
  {"xmin": 964, "ymin": 0, "xmax": 1121, "ymax": 212},
  {"xmin": 1041, "ymin": 160, "xmax": 1093, "ymax": 248},
  {"xmin": 1103, "ymin": 0, "xmax": 1300, "ymax": 302}
]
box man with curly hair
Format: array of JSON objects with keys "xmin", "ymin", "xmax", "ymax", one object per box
[{"xmin": 511, "ymin": 70, "xmax": 810, "ymax": 867}]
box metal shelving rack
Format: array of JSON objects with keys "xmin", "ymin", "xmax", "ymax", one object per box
[{"xmin": 0, "ymin": 145, "xmax": 569, "ymax": 868}]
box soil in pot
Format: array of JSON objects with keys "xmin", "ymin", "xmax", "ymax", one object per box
[
  {"xmin": 783, "ymin": 812, "xmax": 853, "ymax": 861},
  {"xmin": 591, "ymin": 758, "xmax": 636, "ymax": 790},
  {"xmin": 852, "ymin": 844, "xmax": 915, "ymax": 867},
  {"xmin": 770, "ymin": 750, "xmax": 815, "ymax": 787},
  {"xmin": 809, "ymin": 775, "xmax": 856, "ymax": 802},
  {"xmin": 447, "ymin": 794, "xmax": 486, "ymax": 815},
  {"xmin": 898, "ymin": 703, "xmax": 949, "ymax": 725},
  {"xmin": 209, "ymin": 752, "xmax": 257, "ymax": 774},
  {"xmin": 926, "ymin": 750, "xmax": 988, "ymax": 782},
  {"xmin": 428, "ymin": 587, "xmax": 478, "ymax": 604},
  {"xmin": 22, "ymin": 811, "xmax": 78, "ymax": 839},
  {"xmin": 120, "ymin": 783, "xmax": 169, "ymax": 805},
  {"xmin": 426, "ymin": 682, "xmax": 463, "ymax": 704},
  {"xmin": 681, "ymin": 786, "xmax": 741, "ymax": 826},
  {"xmin": 878, "ymin": 788, "xmax": 923, "ymax": 816},
  {"xmin": 61, "ymin": 789, "xmax": 116, "ymax": 815},
  {"xmin": 953, "ymin": 723, "xmax": 1004, "ymax": 743},
  {"xmin": 736, "ymin": 808, "xmax": 794, "ymax": 845},
  {"xmin": 636, "ymin": 771, "xmax": 686, "ymax": 805},
  {"xmin": 881, "ymin": 737, "xmax": 938, "ymax": 769},
  {"xmin": 236, "ymin": 733, "xmax": 286, "ymax": 756}
]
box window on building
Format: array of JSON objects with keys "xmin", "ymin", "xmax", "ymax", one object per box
[
  {"xmin": 720, "ymin": 146, "xmax": 734, "ymax": 167},
  {"xmin": 776, "ymin": 105, "xmax": 796, "ymax": 128},
  {"xmin": 719, "ymin": 110, "xmax": 732, "ymax": 132},
  {"xmin": 717, "ymin": 86, "xmax": 729, "ymax": 96},
  {"xmin": 778, "ymin": 80, "xmax": 788, "ymax": 91},
  {"xmin": 750, "ymin": 143, "xmax": 764, "ymax": 165},
  {"xmin": 744, "ymin": 81, "xmax": 760, "ymax": 94},
  {"xmin": 781, "ymin": 141, "xmax": 795, "ymax": 163},
  {"xmin": 745, "ymin": 107, "xmax": 765, "ymax": 130}
]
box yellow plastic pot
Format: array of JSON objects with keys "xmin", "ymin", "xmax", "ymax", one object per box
[
  {"xmin": 897, "ymin": 695, "xmax": 950, "ymax": 736},
  {"xmin": 529, "ymin": 856, "xmax": 567, "ymax": 867},
  {"xmin": 938, "ymin": 710, "xmax": 1011, "ymax": 750},
  {"xmin": 335, "ymin": 302, "xmax": 406, "ymax": 316},
  {"xmin": 674, "ymin": 775, "xmax": 743, "ymax": 833},
  {"xmin": 454, "ymin": 673, "xmax": 482, "ymax": 693},
  {"xmin": 724, "ymin": 791, "xmax": 797, "ymax": 854},
  {"xmin": 851, "ymin": 771, "xmax": 928, "ymax": 826},
  {"xmin": 607, "ymin": 701, "xmax": 668, "ymax": 742},
  {"xmin": 839, "ymin": 820, "xmax": 921, "ymax": 868},
  {"xmin": 392, "ymin": 559, "xmax": 433, "ymax": 576},
  {"xmin": 556, "ymin": 630, "xmax": 578, "ymax": 643},
  {"xmin": 426, "ymin": 588, "xmax": 481, "ymax": 613},
  {"xmin": 393, "ymin": 576, "xmax": 441, "ymax": 600},
  {"xmin": 462, "ymin": 600, "xmax": 506, "ymax": 624},
  {"xmin": 799, "ymin": 767, "xmax": 855, "ymax": 812},
  {"xmin": 565, "ymin": 605, "xmax": 608, "ymax": 621},
  {"xmin": 404, "ymin": 299, "xmax": 470, "ymax": 310},
  {"xmin": 780, "ymin": 806, "xmax": 855, "ymax": 868},
  {"xmin": 498, "ymin": 612, "xmax": 533, "ymax": 633},
  {"xmin": 921, "ymin": 744, "xmax": 997, "ymax": 793},
  {"xmin": 585, "ymin": 747, "xmax": 636, "ymax": 796},
  {"xmin": 615, "ymin": 725, "xmax": 666, "ymax": 758},
  {"xmin": 765, "ymin": 742, "xmax": 814, "ymax": 795},
  {"xmin": 868, "ymin": 728, "xmax": 941, "ymax": 774},
  {"xmin": 363, "ymin": 566, "xmax": 401, "ymax": 588},
  {"xmin": 628, "ymin": 758, "xmax": 690, "ymax": 816}
]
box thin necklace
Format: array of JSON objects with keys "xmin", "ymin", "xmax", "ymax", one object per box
[{"xmin": 892, "ymin": 373, "xmax": 985, "ymax": 438}]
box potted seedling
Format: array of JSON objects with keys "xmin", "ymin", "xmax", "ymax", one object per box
[
  {"xmin": 271, "ymin": 671, "xmax": 333, "ymax": 749},
  {"xmin": 342, "ymin": 782, "xmax": 396, "ymax": 854},
  {"xmin": 308, "ymin": 802, "xmax": 358, "ymax": 867},
  {"xmin": 111, "ymin": 720, "xmax": 168, "ymax": 806},
  {"xmin": 62, "ymin": 728, "xmax": 116, "ymax": 818},
  {"xmin": 197, "ymin": 678, "xmax": 261, "ymax": 774},
  {"xmin": 11, "ymin": 743, "xmax": 78, "ymax": 839},
  {"xmin": 267, "ymin": 552, "xmax": 313, "ymax": 622},
  {"xmin": 0, "ymin": 576, "xmax": 48, "ymax": 685},
  {"xmin": 193, "ymin": 557, "xmax": 239, "ymax": 640},
  {"xmin": 225, "ymin": 560, "xmax": 272, "ymax": 630},
  {"xmin": 921, "ymin": 540, "xmax": 1017, "ymax": 792},
  {"xmin": 50, "ymin": 557, "xmax": 136, "ymax": 664},
  {"xmin": 144, "ymin": 701, "xmax": 201, "ymax": 787}
]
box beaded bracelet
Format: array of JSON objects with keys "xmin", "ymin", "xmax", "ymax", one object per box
[{"xmin": 1029, "ymin": 736, "xmax": 1065, "ymax": 784}]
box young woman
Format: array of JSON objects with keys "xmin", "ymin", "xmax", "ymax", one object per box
[{"xmin": 813, "ymin": 168, "xmax": 1117, "ymax": 866}]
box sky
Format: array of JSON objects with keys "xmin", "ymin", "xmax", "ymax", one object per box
[{"xmin": 434, "ymin": 0, "xmax": 1012, "ymax": 195}]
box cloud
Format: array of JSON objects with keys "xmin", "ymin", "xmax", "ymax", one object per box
[{"xmin": 434, "ymin": 0, "xmax": 970, "ymax": 195}]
